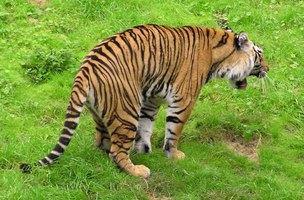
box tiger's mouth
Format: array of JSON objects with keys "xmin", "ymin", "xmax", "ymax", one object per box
[
  {"xmin": 250, "ymin": 66, "xmax": 268, "ymax": 78},
  {"xmin": 234, "ymin": 79, "xmax": 247, "ymax": 89},
  {"xmin": 233, "ymin": 66, "xmax": 268, "ymax": 90}
]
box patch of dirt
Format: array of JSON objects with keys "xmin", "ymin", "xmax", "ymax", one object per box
[
  {"xmin": 143, "ymin": 174, "xmax": 172, "ymax": 200},
  {"xmin": 28, "ymin": 0, "xmax": 48, "ymax": 7},
  {"xmin": 28, "ymin": 17, "xmax": 39, "ymax": 24},
  {"xmin": 147, "ymin": 193, "xmax": 172, "ymax": 200},
  {"xmin": 224, "ymin": 133, "xmax": 261, "ymax": 162}
]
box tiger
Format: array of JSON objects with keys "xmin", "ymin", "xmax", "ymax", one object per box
[{"xmin": 20, "ymin": 24, "xmax": 268, "ymax": 178}]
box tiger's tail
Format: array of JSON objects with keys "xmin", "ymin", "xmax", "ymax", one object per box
[{"xmin": 20, "ymin": 68, "xmax": 90, "ymax": 173}]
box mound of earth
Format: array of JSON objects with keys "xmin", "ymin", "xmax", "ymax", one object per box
[
  {"xmin": 224, "ymin": 133, "xmax": 261, "ymax": 162},
  {"xmin": 28, "ymin": 0, "xmax": 48, "ymax": 7}
]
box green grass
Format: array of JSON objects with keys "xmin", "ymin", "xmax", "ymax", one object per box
[{"xmin": 1, "ymin": 0, "xmax": 304, "ymax": 199}]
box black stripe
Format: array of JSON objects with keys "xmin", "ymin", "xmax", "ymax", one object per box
[
  {"xmin": 54, "ymin": 143, "xmax": 64, "ymax": 153},
  {"xmin": 200, "ymin": 27, "xmax": 206, "ymax": 49},
  {"xmin": 141, "ymin": 106, "xmax": 157, "ymax": 112},
  {"xmin": 213, "ymin": 32, "xmax": 229, "ymax": 49},
  {"xmin": 206, "ymin": 28, "xmax": 210, "ymax": 38},
  {"xmin": 47, "ymin": 153, "xmax": 59, "ymax": 160},
  {"xmin": 168, "ymin": 105, "xmax": 179, "ymax": 108},
  {"xmin": 40, "ymin": 158, "xmax": 50, "ymax": 164},
  {"xmin": 65, "ymin": 112, "xmax": 80, "ymax": 119},
  {"xmin": 125, "ymin": 125, "xmax": 137, "ymax": 132},
  {"xmin": 211, "ymin": 28, "xmax": 216, "ymax": 39},
  {"xmin": 70, "ymin": 92, "xmax": 83, "ymax": 107},
  {"xmin": 75, "ymin": 75, "xmax": 83, "ymax": 82},
  {"xmin": 59, "ymin": 137, "xmax": 70, "ymax": 146},
  {"xmin": 74, "ymin": 80, "xmax": 83, "ymax": 87},
  {"xmin": 140, "ymin": 111, "xmax": 154, "ymax": 121},
  {"xmin": 166, "ymin": 116, "xmax": 183, "ymax": 123},
  {"xmin": 67, "ymin": 104, "xmax": 80, "ymax": 113},
  {"xmin": 61, "ymin": 128, "xmax": 73, "ymax": 136},
  {"xmin": 173, "ymin": 107, "xmax": 187, "ymax": 115},
  {"xmin": 172, "ymin": 97, "xmax": 183, "ymax": 103},
  {"xmin": 73, "ymin": 84, "xmax": 87, "ymax": 96},
  {"xmin": 64, "ymin": 121, "xmax": 78, "ymax": 129},
  {"xmin": 167, "ymin": 128, "xmax": 176, "ymax": 135},
  {"xmin": 80, "ymin": 67, "xmax": 90, "ymax": 88}
]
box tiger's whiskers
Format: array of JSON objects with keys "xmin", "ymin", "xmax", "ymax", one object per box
[
  {"xmin": 258, "ymin": 74, "xmax": 273, "ymax": 93},
  {"xmin": 259, "ymin": 77, "xmax": 267, "ymax": 93}
]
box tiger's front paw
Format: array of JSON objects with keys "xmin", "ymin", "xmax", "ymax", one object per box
[
  {"xmin": 128, "ymin": 165, "xmax": 151, "ymax": 178},
  {"xmin": 165, "ymin": 149, "xmax": 185, "ymax": 160}
]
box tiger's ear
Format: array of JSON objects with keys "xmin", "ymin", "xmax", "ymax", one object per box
[{"xmin": 235, "ymin": 32, "xmax": 248, "ymax": 49}]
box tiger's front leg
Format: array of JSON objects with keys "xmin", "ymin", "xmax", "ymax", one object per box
[
  {"xmin": 135, "ymin": 98, "xmax": 160, "ymax": 153},
  {"xmin": 164, "ymin": 96, "xmax": 194, "ymax": 159}
]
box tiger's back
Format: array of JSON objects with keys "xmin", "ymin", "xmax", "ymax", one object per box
[{"xmin": 81, "ymin": 25, "xmax": 214, "ymax": 116}]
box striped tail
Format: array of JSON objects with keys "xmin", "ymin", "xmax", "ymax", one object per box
[
  {"xmin": 38, "ymin": 102, "xmax": 83, "ymax": 166},
  {"xmin": 20, "ymin": 69, "xmax": 90, "ymax": 173}
]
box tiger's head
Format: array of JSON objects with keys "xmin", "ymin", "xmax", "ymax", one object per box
[{"xmin": 210, "ymin": 30, "xmax": 269, "ymax": 89}]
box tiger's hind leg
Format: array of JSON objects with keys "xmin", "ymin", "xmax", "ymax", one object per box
[
  {"xmin": 95, "ymin": 120, "xmax": 111, "ymax": 153},
  {"xmin": 135, "ymin": 98, "xmax": 160, "ymax": 154},
  {"xmin": 109, "ymin": 123, "xmax": 150, "ymax": 178},
  {"xmin": 87, "ymin": 106, "xmax": 111, "ymax": 153}
]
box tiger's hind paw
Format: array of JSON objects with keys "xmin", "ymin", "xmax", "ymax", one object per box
[
  {"xmin": 128, "ymin": 164, "xmax": 150, "ymax": 178},
  {"xmin": 165, "ymin": 149, "xmax": 185, "ymax": 160}
]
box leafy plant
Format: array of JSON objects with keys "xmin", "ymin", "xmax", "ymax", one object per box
[{"xmin": 21, "ymin": 46, "xmax": 75, "ymax": 84}]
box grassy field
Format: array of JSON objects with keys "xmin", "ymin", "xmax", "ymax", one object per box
[{"xmin": 1, "ymin": 0, "xmax": 303, "ymax": 199}]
